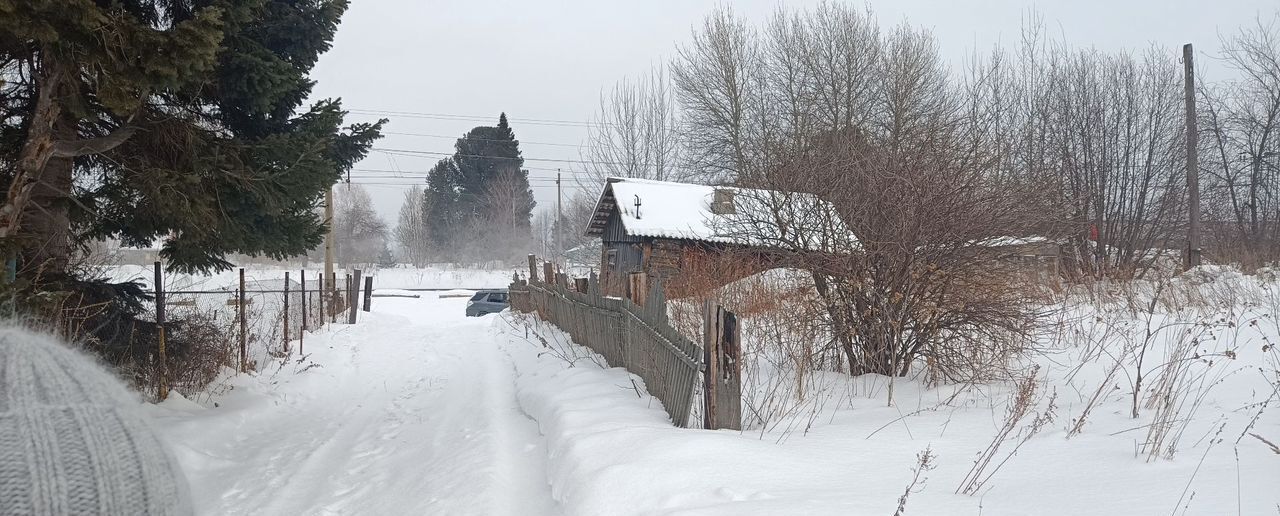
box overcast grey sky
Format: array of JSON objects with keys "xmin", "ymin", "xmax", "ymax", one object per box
[{"xmin": 307, "ymin": 0, "xmax": 1277, "ymax": 225}]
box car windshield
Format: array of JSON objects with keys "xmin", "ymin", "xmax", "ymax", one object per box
[{"xmin": 469, "ymin": 292, "xmax": 487, "ymax": 301}]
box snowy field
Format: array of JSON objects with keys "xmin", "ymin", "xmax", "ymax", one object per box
[
  {"xmin": 143, "ymin": 267, "xmax": 1280, "ymax": 515},
  {"xmin": 97, "ymin": 264, "xmax": 519, "ymax": 292},
  {"xmin": 97, "ymin": 265, "xmax": 521, "ymax": 373}
]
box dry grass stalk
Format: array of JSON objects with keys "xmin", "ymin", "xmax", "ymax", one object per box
[{"xmin": 956, "ymin": 365, "xmax": 1057, "ymax": 495}]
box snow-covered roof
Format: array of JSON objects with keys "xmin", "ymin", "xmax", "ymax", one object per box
[
  {"xmin": 585, "ymin": 177, "xmax": 855, "ymax": 252},
  {"xmin": 977, "ymin": 236, "xmax": 1055, "ymax": 248}
]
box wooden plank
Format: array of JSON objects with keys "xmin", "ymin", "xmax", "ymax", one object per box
[
  {"xmin": 362, "ymin": 275, "xmax": 373, "ymax": 312},
  {"xmin": 703, "ymin": 300, "xmax": 720, "ymax": 429}
]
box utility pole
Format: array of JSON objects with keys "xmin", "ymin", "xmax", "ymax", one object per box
[
  {"xmin": 556, "ymin": 169, "xmax": 563, "ymax": 265},
  {"xmin": 324, "ymin": 186, "xmax": 335, "ymax": 289},
  {"xmin": 1183, "ymin": 43, "xmax": 1202, "ymax": 269}
]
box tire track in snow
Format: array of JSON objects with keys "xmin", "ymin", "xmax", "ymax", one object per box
[{"xmin": 156, "ymin": 296, "xmax": 560, "ymax": 515}]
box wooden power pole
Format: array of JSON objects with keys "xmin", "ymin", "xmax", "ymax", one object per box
[
  {"xmin": 1184, "ymin": 43, "xmax": 1202, "ymax": 269},
  {"xmin": 324, "ymin": 186, "xmax": 335, "ymax": 290},
  {"xmin": 556, "ymin": 169, "xmax": 562, "ymax": 264}
]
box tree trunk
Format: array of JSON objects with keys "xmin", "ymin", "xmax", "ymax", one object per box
[
  {"xmin": 1, "ymin": 61, "xmax": 62, "ymax": 247},
  {"xmin": 21, "ymin": 106, "xmax": 77, "ymax": 276}
]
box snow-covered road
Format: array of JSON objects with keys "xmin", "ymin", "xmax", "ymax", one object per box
[{"xmin": 148, "ymin": 294, "xmax": 560, "ymax": 515}]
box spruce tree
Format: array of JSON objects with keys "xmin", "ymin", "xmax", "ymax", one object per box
[
  {"xmin": 452, "ymin": 114, "xmax": 535, "ymax": 260},
  {"xmin": 0, "ymin": 0, "xmax": 384, "ymax": 277},
  {"xmin": 416, "ymin": 116, "xmax": 536, "ymax": 263},
  {"xmin": 454, "ymin": 113, "xmax": 523, "ymax": 217},
  {"xmin": 0, "ymin": 0, "xmax": 382, "ymax": 371},
  {"xmin": 422, "ymin": 159, "xmax": 462, "ymax": 259}
]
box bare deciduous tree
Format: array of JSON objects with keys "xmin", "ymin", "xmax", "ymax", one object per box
[
  {"xmin": 667, "ymin": 5, "xmax": 1070, "ymax": 386},
  {"xmin": 584, "ymin": 65, "xmax": 686, "ymax": 190},
  {"xmin": 334, "ymin": 184, "xmax": 388, "ymax": 267},
  {"xmin": 394, "ymin": 185, "xmax": 429, "ymax": 267},
  {"xmin": 472, "ymin": 169, "xmax": 535, "ymax": 263},
  {"xmin": 1201, "ymin": 16, "xmax": 1280, "ymax": 266},
  {"xmin": 671, "ymin": 7, "xmax": 768, "ymax": 183}
]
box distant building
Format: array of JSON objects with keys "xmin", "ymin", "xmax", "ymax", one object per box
[{"xmin": 583, "ymin": 177, "xmax": 851, "ymax": 297}]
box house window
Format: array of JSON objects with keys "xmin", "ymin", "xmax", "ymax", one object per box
[{"xmin": 606, "ymin": 248, "xmax": 618, "ymax": 268}]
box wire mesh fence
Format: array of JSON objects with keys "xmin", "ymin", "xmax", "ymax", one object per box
[{"xmin": 146, "ymin": 265, "xmax": 368, "ymax": 392}]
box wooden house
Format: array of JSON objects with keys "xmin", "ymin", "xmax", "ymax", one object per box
[{"xmin": 583, "ymin": 178, "xmax": 852, "ymax": 297}]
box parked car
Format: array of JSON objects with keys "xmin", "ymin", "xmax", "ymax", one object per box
[{"xmin": 465, "ymin": 289, "xmax": 509, "ymax": 317}]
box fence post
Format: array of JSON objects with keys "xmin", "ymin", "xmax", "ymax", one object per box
[
  {"xmin": 299, "ymin": 269, "xmax": 306, "ymax": 354},
  {"xmin": 348, "ymin": 269, "xmax": 362, "ymax": 324},
  {"xmin": 238, "ymin": 268, "xmax": 247, "ymax": 373},
  {"xmin": 702, "ymin": 301, "xmax": 742, "ymax": 430},
  {"xmin": 528, "ymin": 254, "xmax": 539, "ymax": 283},
  {"xmin": 574, "ymin": 277, "xmax": 588, "ymax": 293},
  {"xmin": 329, "ymin": 272, "xmax": 338, "ymax": 324},
  {"xmin": 283, "ymin": 272, "xmax": 291, "ymax": 355},
  {"xmin": 543, "ymin": 262, "xmax": 554, "ymax": 286},
  {"xmin": 316, "ymin": 272, "xmax": 325, "ymax": 330},
  {"xmin": 362, "ymin": 275, "xmax": 373, "ymax": 312},
  {"xmin": 154, "ymin": 261, "xmax": 169, "ymax": 401}
]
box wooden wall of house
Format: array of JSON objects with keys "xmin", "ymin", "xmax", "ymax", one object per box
[
  {"xmin": 601, "ymin": 240, "xmax": 646, "ymax": 296},
  {"xmin": 599, "ymin": 209, "xmax": 649, "ymax": 296},
  {"xmin": 643, "ymin": 238, "xmax": 683, "ymax": 280},
  {"xmin": 601, "ymin": 210, "xmax": 644, "ymax": 243}
]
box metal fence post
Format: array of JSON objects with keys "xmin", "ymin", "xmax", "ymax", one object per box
[
  {"xmin": 238, "ymin": 268, "xmax": 247, "ymax": 373},
  {"xmin": 283, "ymin": 271, "xmax": 290, "ymax": 355},
  {"xmin": 154, "ymin": 261, "xmax": 168, "ymax": 401},
  {"xmin": 299, "ymin": 269, "xmax": 306, "ymax": 354},
  {"xmin": 316, "ymin": 272, "xmax": 325, "ymax": 330}
]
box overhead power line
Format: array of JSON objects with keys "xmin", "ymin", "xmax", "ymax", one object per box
[
  {"xmin": 354, "ymin": 162, "xmax": 596, "ymax": 177},
  {"xmin": 349, "ymin": 109, "xmax": 612, "ymax": 129},
  {"xmin": 375, "ymin": 147, "xmax": 610, "ymax": 166},
  {"xmin": 374, "ymin": 148, "xmax": 692, "ymax": 173},
  {"xmin": 347, "ymin": 180, "xmax": 564, "ymax": 189},
  {"xmin": 382, "ymin": 131, "xmax": 585, "ymax": 148}
]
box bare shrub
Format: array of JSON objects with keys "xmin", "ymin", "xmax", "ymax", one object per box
[
  {"xmin": 665, "ymin": 263, "xmax": 842, "ymax": 432},
  {"xmin": 155, "ymin": 307, "xmax": 238, "ymax": 398}
]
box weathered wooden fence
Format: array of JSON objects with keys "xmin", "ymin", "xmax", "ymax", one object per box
[{"xmin": 510, "ymin": 256, "xmax": 741, "ymax": 430}]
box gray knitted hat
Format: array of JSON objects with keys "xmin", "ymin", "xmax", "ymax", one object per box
[{"xmin": 0, "ymin": 327, "xmax": 192, "ymax": 515}]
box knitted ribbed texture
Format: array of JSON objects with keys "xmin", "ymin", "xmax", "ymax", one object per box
[{"xmin": 0, "ymin": 327, "xmax": 192, "ymax": 515}]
